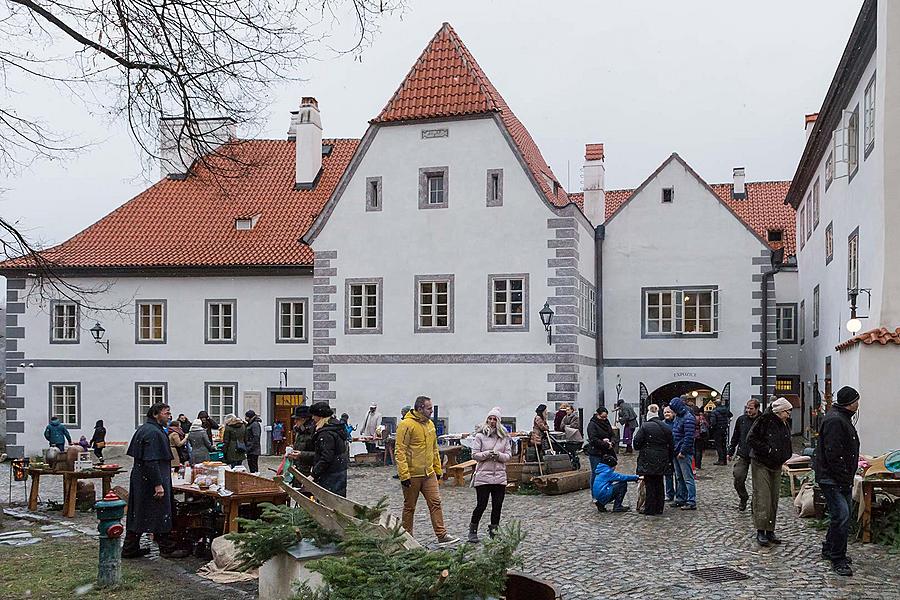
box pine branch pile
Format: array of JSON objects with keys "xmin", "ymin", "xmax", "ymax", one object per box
[
  {"xmin": 293, "ymin": 521, "xmax": 525, "ymax": 600},
  {"xmin": 226, "ymin": 502, "xmax": 341, "ymax": 570}
]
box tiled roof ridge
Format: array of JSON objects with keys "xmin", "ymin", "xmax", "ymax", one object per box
[
  {"xmin": 441, "ymin": 23, "xmax": 502, "ymax": 113},
  {"xmin": 836, "ymin": 327, "xmax": 900, "ymax": 351}
]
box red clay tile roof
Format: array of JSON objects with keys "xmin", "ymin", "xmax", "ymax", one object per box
[
  {"xmin": 1, "ymin": 139, "xmax": 358, "ymax": 270},
  {"xmin": 372, "ymin": 23, "xmax": 569, "ymax": 207},
  {"xmin": 585, "ymin": 144, "xmax": 604, "ymax": 161},
  {"xmin": 569, "ymin": 180, "xmax": 795, "ymax": 256},
  {"xmin": 836, "ymin": 327, "xmax": 900, "ymax": 351}
]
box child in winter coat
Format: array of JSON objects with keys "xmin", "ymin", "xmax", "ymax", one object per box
[{"xmin": 592, "ymin": 453, "xmax": 639, "ymax": 513}]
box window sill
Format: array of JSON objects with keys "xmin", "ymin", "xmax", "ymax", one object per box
[
  {"xmin": 49, "ymin": 339, "xmax": 81, "ymax": 345},
  {"xmin": 641, "ymin": 332, "xmax": 719, "ymax": 339},
  {"xmin": 276, "ymin": 338, "xmax": 309, "ymax": 344},
  {"xmin": 136, "ymin": 340, "xmax": 167, "ymax": 345}
]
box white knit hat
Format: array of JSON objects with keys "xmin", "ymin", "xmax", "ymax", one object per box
[
  {"xmin": 487, "ymin": 406, "xmax": 502, "ymax": 419},
  {"xmin": 771, "ymin": 397, "xmax": 792, "ymax": 414}
]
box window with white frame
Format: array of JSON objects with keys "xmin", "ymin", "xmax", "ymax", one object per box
[
  {"xmin": 490, "ymin": 275, "xmax": 528, "ymax": 330},
  {"xmin": 864, "ymin": 75, "xmax": 875, "ymax": 154},
  {"xmin": 347, "ymin": 280, "xmax": 380, "ymax": 332},
  {"xmin": 136, "ymin": 301, "xmax": 166, "ymax": 342},
  {"xmin": 206, "ymin": 300, "xmax": 235, "ymax": 343},
  {"xmin": 136, "ymin": 384, "xmax": 166, "ymax": 425},
  {"xmin": 577, "ymin": 279, "xmax": 596, "ymax": 334},
  {"xmin": 418, "ymin": 167, "xmax": 448, "ymax": 209},
  {"xmin": 798, "ymin": 206, "xmax": 806, "ymax": 249},
  {"xmin": 206, "ymin": 384, "xmax": 236, "ymax": 426},
  {"xmin": 800, "ymin": 300, "xmax": 806, "ymax": 345},
  {"xmin": 806, "ymin": 193, "xmax": 813, "ymax": 239},
  {"xmin": 813, "ymin": 285, "xmax": 820, "ymax": 337},
  {"xmin": 825, "ymin": 222, "xmax": 834, "ymax": 265},
  {"xmin": 51, "ymin": 301, "xmax": 79, "ymax": 342},
  {"xmin": 848, "ymin": 105, "xmax": 860, "ymax": 175},
  {"xmin": 825, "ymin": 151, "xmax": 834, "ymax": 190},
  {"xmin": 277, "ymin": 299, "xmax": 307, "ymax": 342},
  {"xmin": 848, "ymin": 229, "xmax": 859, "ymax": 291},
  {"xmin": 416, "ymin": 276, "xmax": 453, "ymax": 332},
  {"xmin": 776, "ymin": 304, "xmax": 797, "ymax": 344},
  {"xmin": 50, "ymin": 384, "xmax": 79, "ymax": 427},
  {"xmin": 427, "ymin": 174, "xmax": 444, "ymax": 204},
  {"xmin": 643, "ymin": 287, "xmax": 718, "ymax": 336},
  {"xmin": 813, "ymin": 178, "xmax": 820, "ymax": 229}
]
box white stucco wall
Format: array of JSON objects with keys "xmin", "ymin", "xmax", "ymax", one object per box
[
  {"xmin": 7, "ymin": 274, "xmax": 313, "ymax": 455},
  {"xmin": 774, "ymin": 268, "xmax": 800, "ymax": 377}
]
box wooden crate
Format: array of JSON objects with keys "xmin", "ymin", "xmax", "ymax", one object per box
[{"xmin": 224, "ymin": 470, "xmax": 281, "ymax": 494}]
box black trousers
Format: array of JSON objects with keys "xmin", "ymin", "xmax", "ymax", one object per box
[
  {"xmin": 643, "ymin": 474, "xmax": 665, "ymax": 515},
  {"xmin": 247, "ymin": 453, "xmax": 259, "ymax": 473},
  {"xmin": 471, "ymin": 484, "xmax": 506, "ymax": 527},
  {"xmin": 694, "ymin": 435, "xmax": 708, "ymax": 468},
  {"xmin": 713, "ymin": 429, "xmax": 728, "ymax": 463}
]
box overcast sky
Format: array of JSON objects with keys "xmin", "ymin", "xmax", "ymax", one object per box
[{"xmin": 1, "ymin": 0, "xmax": 863, "ymax": 248}]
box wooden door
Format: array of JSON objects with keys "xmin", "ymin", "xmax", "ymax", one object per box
[{"xmin": 273, "ymin": 391, "xmax": 305, "ymax": 447}]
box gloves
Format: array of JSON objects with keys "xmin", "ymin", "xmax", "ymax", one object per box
[{"xmin": 401, "ymin": 479, "xmax": 411, "ymax": 488}]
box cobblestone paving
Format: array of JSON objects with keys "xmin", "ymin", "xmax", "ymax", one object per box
[{"xmin": 4, "ymin": 454, "xmax": 900, "ymax": 599}]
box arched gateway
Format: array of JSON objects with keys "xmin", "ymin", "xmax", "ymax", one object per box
[{"xmin": 639, "ymin": 381, "xmax": 731, "ymax": 422}]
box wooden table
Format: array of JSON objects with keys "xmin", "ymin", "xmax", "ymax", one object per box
[
  {"xmin": 27, "ymin": 468, "xmax": 122, "ymax": 517},
  {"xmin": 860, "ymin": 478, "xmax": 900, "ymax": 543},
  {"xmin": 173, "ymin": 484, "xmax": 289, "ymax": 534},
  {"xmin": 781, "ymin": 464, "xmax": 813, "ymax": 498},
  {"xmin": 438, "ymin": 445, "xmax": 463, "ymax": 483}
]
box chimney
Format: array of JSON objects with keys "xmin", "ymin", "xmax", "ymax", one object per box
[
  {"xmin": 159, "ymin": 117, "xmax": 234, "ymax": 180},
  {"xmin": 805, "ymin": 113, "xmax": 818, "ymax": 139},
  {"xmin": 582, "ymin": 143, "xmax": 606, "ymax": 227},
  {"xmin": 295, "ymin": 97, "xmax": 323, "ymax": 190},
  {"xmin": 732, "ymin": 167, "xmax": 746, "ymax": 199}
]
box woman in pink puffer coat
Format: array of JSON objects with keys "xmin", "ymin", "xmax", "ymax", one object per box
[{"xmin": 467, "ymin": 406, "xmax": 512, "ymax": 544}]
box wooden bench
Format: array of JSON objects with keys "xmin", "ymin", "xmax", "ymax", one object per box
[{"xmin": 445, "ymin": 459, "xmax": 477, "ymax": 487}]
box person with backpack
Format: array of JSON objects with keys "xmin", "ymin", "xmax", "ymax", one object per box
[
  {"xmin": 709, "ymin": 399, "xmax": 733, "ymax": 466},
  {"xmin": 694, "ymin": 409, "xmax": 710, "ymax": 470},
  {"xmin": 670, "ymin": 397, "xmax": 697, "ymax": 510}
]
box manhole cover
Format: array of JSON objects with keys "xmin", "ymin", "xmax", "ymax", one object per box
[{"xmin": 688, "ymin": 566, "xmax": 749, "ymax": 583}]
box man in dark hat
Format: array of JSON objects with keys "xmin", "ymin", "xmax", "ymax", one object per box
[
  {"xmin": 816, "ymin": 386, "xmax": 861, "ymax": 576},
  {"xmin": 123, "ymin": 402, "xmax": 189, "ymax": 559},
  {"xmin": 289, "ymin": 405, "xmax": 316, "ymax": 474},
  {"xmin": 244, "ymin": 410, "xmax": 262, "ymax": 473},
  {"xmin": 308, "ymin": 401, "xmax": 350, "ymax": 496}
]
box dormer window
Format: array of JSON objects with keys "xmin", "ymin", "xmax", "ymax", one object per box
[
  {"xmin": 661, "ymin": 187, "xmax": 674, "ymax": 203},
  {"xmin": 767, "ymin": 229, "xmax": 783, "ymax": 243},
  {"xmin": 235, "ymin": 215, "xmax": 259, "ymax": 230}
]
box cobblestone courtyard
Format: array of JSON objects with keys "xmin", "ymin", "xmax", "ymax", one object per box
[{"xmin": 3, "ymin": 453, "xmax": 899, "ymax": 600}]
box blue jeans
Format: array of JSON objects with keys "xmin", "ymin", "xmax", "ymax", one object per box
[
  {"xmin": 821, "ymin": 483, "xmax": 853, "ymax": 563},
  {"xmin": 664, "ymin": 471, "xmax": 675, "ymax": 500},
  {"xmin": 673, "ymin": 455, "xmax": 696, "ymax": 506},
  {"xmin": 597, "ymin": 480, "xmax": 629, "ymax": 510}
]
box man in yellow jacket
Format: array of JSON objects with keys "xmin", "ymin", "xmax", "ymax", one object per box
[{"xmin": 394, "ymin": 395, "xmax": 459, "ymax": 545}]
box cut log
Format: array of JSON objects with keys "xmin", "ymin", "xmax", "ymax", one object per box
[{"xmin": 531, "ymin": 470, "xmax": 590, "ymax": 495}]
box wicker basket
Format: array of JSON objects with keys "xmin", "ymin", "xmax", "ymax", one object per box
[{"xmin": 224, "ymin": 470, "xmax": 280, "ymax": 494}]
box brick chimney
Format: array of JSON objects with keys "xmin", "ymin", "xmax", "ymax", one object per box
[
  {"xmin": 582, "ymin": 143, "xmax": 605, "ymax": 227},
  {"xmin": 805, "ymin": 113, "xmax": 818, "ymax": 139},
  {"xmin": 732, "ymin": 167, "xmax": 746, "ymax": 199},
  {"xmin": 295, "ymin": 97, "xmax": 322, "ymax": 190}
]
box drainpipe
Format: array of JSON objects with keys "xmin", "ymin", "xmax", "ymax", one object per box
[
  {"xmin": 595, "ymin": 225, "xmax": 605, "ymax": 409},
  {"xmin": 760, "ymin": 251, "xmax": 783, "ymax": 406}
]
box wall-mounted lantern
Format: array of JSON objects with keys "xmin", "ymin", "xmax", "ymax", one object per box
[
  {"xmin": 539, "ymin": 301, "xmax": 554, "ymax": 346},
  {"xmin": 90, "ymin": 322, "xmax": 110, "ymax": 354}
]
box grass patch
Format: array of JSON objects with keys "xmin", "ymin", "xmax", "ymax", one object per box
[{"xmin": 0, "ymin": 527, "xmax": 151, "ymax": 600}]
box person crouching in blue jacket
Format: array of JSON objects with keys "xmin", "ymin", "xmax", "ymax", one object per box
[{"xmin": 592, "ymin": 453, "xmax": 639, "ymax": 513}]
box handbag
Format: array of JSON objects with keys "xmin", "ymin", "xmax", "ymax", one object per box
[{"xmin": 95, "ymin": 442, "xmax": 106, "ymax": 449}]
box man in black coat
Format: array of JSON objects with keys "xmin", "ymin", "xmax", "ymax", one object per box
[
  {"xmin": 244, "ymin": 410, "xmax": 263, "ymax": 474},
  {"xmin": 309, "ymin": 402, "xmax": 350, "ymax": 497},
  {"xmin": 709, "ymin": 399, "xmax": 733, "ymax": 465},
  {"xmin": 727, "ymin": 398, "xmax": 760, "ymax": 511},
  {"xmin": 816, "ymin": 386, "xmax": 861, "ymax": 577},
  {"xmin": 633, "ymin": 405, "xmax": 674, "ymax": 516},
  {"xmin": 585, "ymin": 407, "xmax": 616, "ymax": 487},
  {"xmin": 747, "ymin": 397, "xmax": 793, "ymax": 547},
  {"xmin": 123, "ymin": 402, "xmax": 189, "ymax": 559}
]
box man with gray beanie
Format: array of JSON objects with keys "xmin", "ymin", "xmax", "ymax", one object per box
[
  {"xmin": 816, "ymin": 386, "xmax": 861, "ymax": 576},
  {"xmin": 746, "ymin": 397, "xmax": 793, "ymax": 546}
]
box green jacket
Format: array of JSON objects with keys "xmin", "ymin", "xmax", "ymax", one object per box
[{"xmin": 222, "ymin": 422, "xmax": 247, "ymax": 463}]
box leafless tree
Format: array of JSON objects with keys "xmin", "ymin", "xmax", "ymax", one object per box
[{"xmin": 0, "ymin": 0, "xmax": 403, "ymax": 308}]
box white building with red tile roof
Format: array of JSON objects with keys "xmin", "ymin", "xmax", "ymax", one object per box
[{"xmin": 1, "ymin": 23, "xmax": 799, "ymax": 457}]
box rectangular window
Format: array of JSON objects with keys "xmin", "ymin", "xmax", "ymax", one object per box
[
  {"xmin": 366, "ymin": 176, "xmax": 382, "ymax": 212},
  {"xmin": 848, "ymin": 229, "xmax": 859, "ymax": 291},
  {"xmin": 800, "ymin": 300, "xmax": 806, "ymax": 345},
  {"xmin": 418, "ymin": 167, "xmax": 449, "ymax": 209},
  {"xmin": 813, "ymin": 178, "xmax": 820, "ymax": 229},
  {"xmin": 645, "ymin": 290, "xmax": 675, "ymax": 334},
  {"xmin": 50, "ymin": 384, "xmax": 79, "ymax": 428},
  {"xmin": 136, "ymin": 383, "xmax": 166, "ymax": 427},
  {"xmin": 825, "ymin": 222, "xmax": 834, "ymax": 265},
  {"xmin": 825, "ymin": 151, "xmax": 834, "ymax": 190},
  {"xmin": 488, "ymin": 274, "xmax": 529, "ymax": 331},
  {"xmin": 643, "ymin": 287, "xmax": 718, "ymax": 337},
  {"xmin": 346, "ymin": 278, "xmax": 382, "ymax": 333},
  {"xmin": 767, "ymin": 229, "xmax": 783, "ymax": 243},
  {"xmin": 776, "ymin": 304, "xmax": 797, "ymax": 344},
  {"xmin": 50, "ymin": 301, "xmax": 79, "ymax": 343},
  {"xmin": 798, "ymin": 206, "xmax": 806, "ymax": 250},
  {"xmin": 206, "ymin": 383, "xmax": 236, "ymax": 427},
  {"xmin": 136, "ymin": 301, "xmax": 166, "ymax": 343},
  {"xmin": 848, "ymin": 105, "xmax": 859, "ymax": 176},
  {"xmin": 575, "ymin": 278, "xmax": 596, "ymax": 335},
  {"xmin": 661, "ymin": 187, "xmax": 674, "ymax": 203},
  {"xmin": 813, "ymin": 285, "xmax": 820, "ymax": 338},
  {"xmin": 415, "ymin": 275, "xmax": 454, "ymax": 332},
  {"xmin": 806, "ymin": 193, "xmax": 813, "ymax": 239},
  {"xmin": 682, "ymin": 290, "xmax": 714, "ymax": 334},
  {"xmin": 486, "ymin": 169, "xmax": 503, "ymax": 207},
  {"xmin": 206, "ymin": 300, "xmax": 236, "ymax": 343},
  {"xmin": 864, "ymin": 75, "xmax": 875, "ymax": 155},
  {"xmin": 277, "ymin": 298, "xmax": 307, "ymax": 342}
]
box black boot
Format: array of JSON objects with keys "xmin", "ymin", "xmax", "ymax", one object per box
[
  {"xmin": 487, "ymin": 524, "xmax": 498, "ymax": 539},
  {"xmin": 738, "ymin": 497, "xmax": 748, "ymax": 511},
  {"xmin": 756, "ymin": 530, "xmax": 770, "ymax": 547},
  {"xmin": 467, "ymin": 521, "xmax": 479, "ymax": 544},
  {"xmin": 766, "ymin": 531, "xmax": 782, "ymax": 545},
  {"xmin": 122, "ymin": 532, "xmax": 150, "ymax": 559}
]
